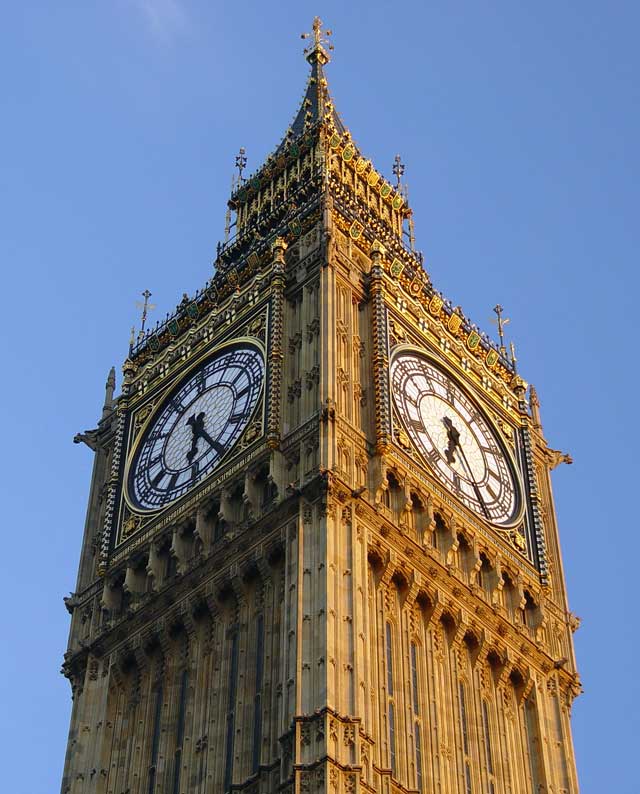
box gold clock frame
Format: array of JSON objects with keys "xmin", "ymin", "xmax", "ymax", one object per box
[
  {"xmin": 122, "ymin": 336, "xmax": 266, "ymax": 516},
  {"xmin": 389, "ymin": 343, "xmax": 526, "ymax": 529}
]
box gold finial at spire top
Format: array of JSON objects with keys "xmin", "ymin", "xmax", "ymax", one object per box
[
  {"xmin": 510, "ymin": 340, "xmax": 518, "ymax": 371},
  {"xmin": 301, "ymin": 17, "xmax": 333, "ymax": 63},
  {"xmin": 491, "ymin": 304, "xmax": 510, "ymax": 356}
]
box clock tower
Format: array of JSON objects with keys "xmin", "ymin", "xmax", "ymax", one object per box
[{"xmin": 62, "ymin": 19, "xmax": 581, "ymax": 794}]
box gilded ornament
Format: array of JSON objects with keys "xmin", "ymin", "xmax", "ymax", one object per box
[
  {"xmin": 390, "ymin": 258, "xmax": 404, "ymax": 278},
  {"xmin": 512, "ymin": 530, "xmax": 527, "ymax": 552},
  {"xmin": 247, "ymin": 251, "xmax": 259, "ymax": 268},
  {"xmin": 134, "ymin": 403, "xmax": 153, "ymax": 434},
  {"xmin": 329, "ymin": 132, "xmax": 341, "ymax": 149},
  {"xmin": 390, "ymin": 320, "xmax": 406, "ymax": 341},
  {"xmin": 380, "ymin": 182, "xmax": 392, "ymax": 198},
  {"xmin": 396, "ymin": 429, "xmax": 411, "ymax": 450},
  {"xmin": 289, "ymin": 218, "xmax": 302, "ymax": 237},
  {"xmin": 409, "ymin": 276, "xmax": 422, "ymax": 296},
  {"xmin": 367, "ymin": 170, "xmax": 380, "ymax": 187},
  {"xmin": 466, "ymin": 330, "xmax": 480, "ymax": 351},
  {"xmin": 392, "ymin": 194, "xmax": 404, "ymax": 210},
  {"xmin": 429, "ymin": 294, "xmax": 443, "ymax": 316},
  {"xmin": 349, "ymin": 220, "xmax": 364, "ymax": 240},
  {"xmin": 243, "ymin": 422, "xmax": 261, "ymax": 445},
  {"xmin": 448, "ymin": 312, "xmax": 462, "ymax": 334},
  {"xmin": 249, "ymin": 316, "xmax": 265, "ymax": 337},
  {"xmin": 355, "ymin": 157, "xmax": 368, "ymax": 174},
  {"xmin": 342, "ymin": 143, "xmax": 355, "ymax": 162},
  {"xmin": 486, "ymin": 349, "xmax": 498, "ymax": 368},
  {"xmin": 148, "ymin": 335, "xmax": 160, "ymax": 352},
  {"xmin": 122, "ymin": 514, "xmax": 141, "ymax": 539}
]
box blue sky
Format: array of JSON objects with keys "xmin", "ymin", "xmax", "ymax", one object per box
[{"xmin": 1, "ymin": 2, "xmax": 637, "ymax": 791}]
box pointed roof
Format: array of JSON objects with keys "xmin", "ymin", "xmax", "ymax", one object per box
[
  {"xmin": 128, "ymin": 20, "xmax": 516, "ymax": 383},
  {"xmin": 229, "ymin": 17, "xmax": 348, "ymax": 205},
  {"xmin": 275, "ymin": 18, "xmax": 345, "ymax": 153}
]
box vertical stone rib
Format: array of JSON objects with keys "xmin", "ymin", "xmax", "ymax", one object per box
[
  {"xmin": 267, "ymin": 238, "xmax": 287, "ymax": 450},
  {"xmin": 369, "ymin": 242, "xmax": 391, "ymax": 453}
]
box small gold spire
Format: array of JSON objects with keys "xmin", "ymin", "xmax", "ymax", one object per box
[
  {"xmin": 510, "ymin": 340, "xmax": 518, "ymax": 371},
  {"xmin": 135, "ymin": 289, "xmax": 155, "ymax": 343},
  {"xmin": 235, "ymin": 147, "xmax": 247, "ymax": 184},
  {"xmin": 530, "ymin": 385, "xmax": 542, "ymax": 429},
  {"xmin": 393, "ymin": 154, "xmax": 405, "ymax": 189}
]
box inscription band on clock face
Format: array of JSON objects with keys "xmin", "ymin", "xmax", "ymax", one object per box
[
  {"xmin": 126, "ymin": 342, "xmax": 264, "ymax": 512},
  {"xmin": 390, "ymin": 348, "xmax": 522, "ymax": 527}
]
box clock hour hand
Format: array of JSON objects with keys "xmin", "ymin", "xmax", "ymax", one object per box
[
  {"xmin": 186, "ymin": 411, "xmax": 206, "ymax": 463},
  {"xmin": 443, "ymin": 416, "xmax": 460, "ymax": 464},
  {"xmin": 442, "ymin": 416, "xmax": 491, "ymax": 520},
  {"xmin": 185, "ymin": 411, "xmax": 225, "ymax": 462}
]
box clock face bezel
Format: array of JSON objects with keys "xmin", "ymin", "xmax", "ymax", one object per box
[
  {"xmin": 123, "ymin": 337, "xmax": 265, "ymax": 515},
  {"xmin": 390, "ymin": 344, "xmax": 525, "ymax": 528}
]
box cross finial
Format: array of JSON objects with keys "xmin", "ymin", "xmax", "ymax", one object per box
[
  {"xmin": 491, "ymin": 304, "xmax": 510, "ymax": 356},
  {"xmin": 393, "ymin": 154, "xmax": 405, "ymax": 188},
  {"xmin": 135, "ymin": 289, "xmax": 156, "ymax": 342},
  {"xmin": 301, "ymin": 17, "xmax": 333, "ymax": 63},
  {"xmin": 235, "ymin": 147, "xmax": 247, "ymax": 184}
]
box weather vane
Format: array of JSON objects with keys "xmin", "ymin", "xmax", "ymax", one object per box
[
  {"xmin": 301, "ymin": 17, "xmax": 333, "ymax": 56},
  {"xmin": 393, "ymin": 154, "xmax": 405, "ymax": 189},
  {"xmin": 235, "ymin": 147, "xmax": 247, "ymax": 184},
  {"xmin": 135, "ymin": 289, "xmax": 156, "ymax": 342},
  {"xmin": 491, "ymin": 304, "xmax": 510, "ymax": 356}
]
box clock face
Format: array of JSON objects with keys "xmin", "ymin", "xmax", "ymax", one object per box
[
  {"xmin": 390, "ymin": 350, "xmax": 522, "ymax": 526},
  {"xmin": 127, "ymin": 343, "xmax": 264, "ymax": 511}
]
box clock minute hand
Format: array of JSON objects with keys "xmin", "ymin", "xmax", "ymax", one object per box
[
  {"xmin": 457, "ymin": 444, "xmax": 491, "ymax": 521},
  {"xmin": 198, "ymin": 427, "xmax": 226, "ymax": 457},
  {"xmin": 442, "ymin": 416, "xmax": 491, "ymax": 521}
]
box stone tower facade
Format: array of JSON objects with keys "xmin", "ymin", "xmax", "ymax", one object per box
[{"xmin": 62, "ymin": 19, "xmax": 581, "ymax": 794}]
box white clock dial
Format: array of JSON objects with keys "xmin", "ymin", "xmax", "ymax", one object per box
[
  {"xmin": 127, "ymin": 343, "xmax": 264, "ymax": 511},
  {"xmin": 390, "ymin": 350, "xmax": 522, "ymax": 526}
]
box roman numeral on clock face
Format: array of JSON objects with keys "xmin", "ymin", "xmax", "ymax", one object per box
[{"xmin": 427, "ymin": 448, "xmax": 440, "ymax": 464}]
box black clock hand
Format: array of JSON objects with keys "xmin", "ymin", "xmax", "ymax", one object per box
[
  {"xmin": 186, "ymin": 411, "xmax": 226, "ymax": 461},
  {"xmin": 457, "ymin": 444, "xmax": 491, "ymax": 521},
  {"xmin": 443, "ymin": 416, "xmax": 460, "ymax": 464},
  {"xmin": 186, "ymin": 411, "xmax": 206, "ymax": 463},
  {"xmin": 442, "ymin": 416, "xmax": 491, "ymax": 520},
  {"xmin": 197, "ymin": 427, "xmax": 226, "ymax": 456}
]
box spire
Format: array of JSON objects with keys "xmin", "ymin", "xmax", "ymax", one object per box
[
  {"xmin": 529, "ymin": 385, "xmax": 542, "ymax": 429},
  {"xmin": 102, "ymin": 366, "xmax": 116, "ymax": 419},
  {"xmin": 275, "ymin": 17, "xmax": 344, "ymax": 153}
]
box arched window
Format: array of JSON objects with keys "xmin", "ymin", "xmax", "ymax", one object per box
[{"xmin": 385, "ymin": 622, "xmax": 397, "ymax": 776}]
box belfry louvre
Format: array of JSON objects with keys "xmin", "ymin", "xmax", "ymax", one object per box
[{"xmin": 62, "ymin": 18, "xmax": 580, "ymax": 794}]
